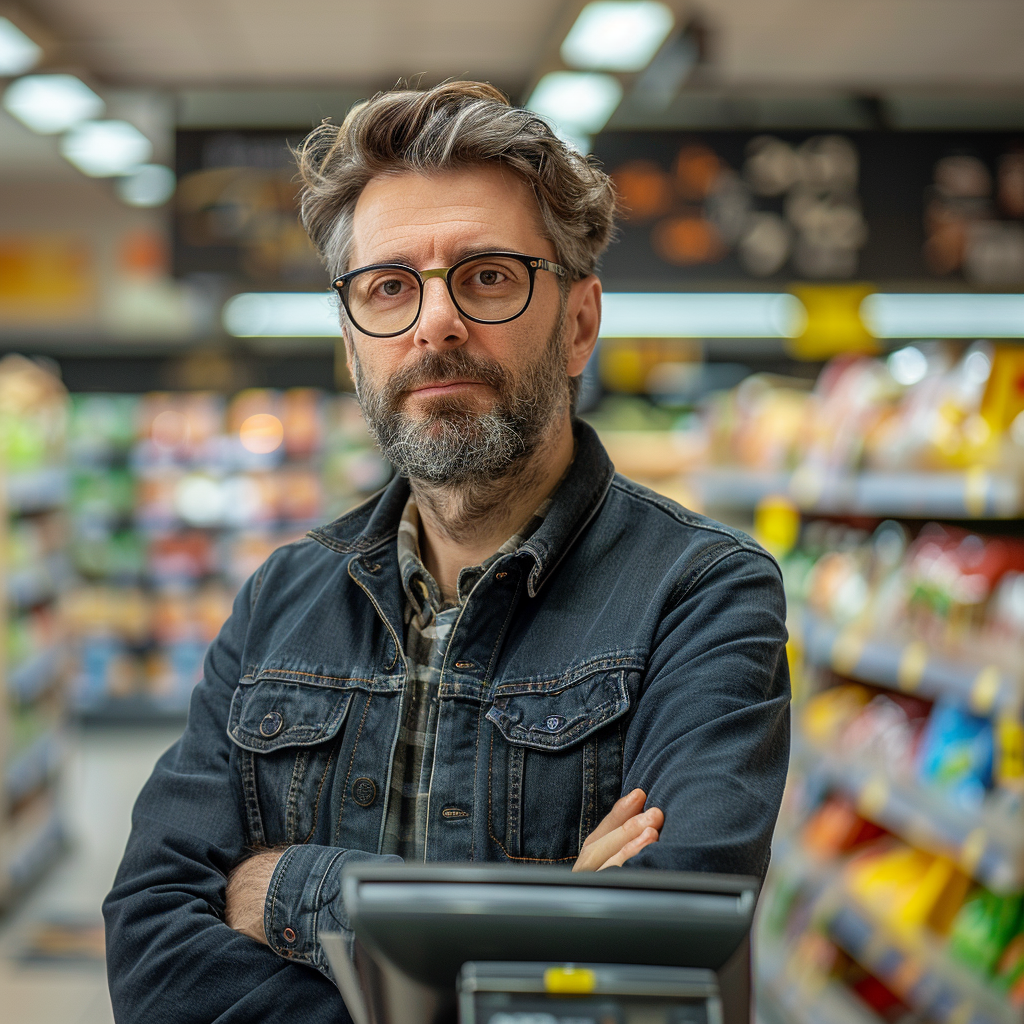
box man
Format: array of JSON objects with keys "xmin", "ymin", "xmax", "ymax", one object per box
[{"xmin": 105, "ymin": 81, "xmax": 789, "ymax": 1024}]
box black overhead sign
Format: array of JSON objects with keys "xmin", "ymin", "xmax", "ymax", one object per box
[{"xmin": 591, "ymin": 130, "xmax": 1024, "ymax": 290}]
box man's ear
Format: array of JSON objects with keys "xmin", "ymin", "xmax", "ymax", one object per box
[{"xmin": 565, "ymin": 276, "xmax": 602, "ymax": 378}]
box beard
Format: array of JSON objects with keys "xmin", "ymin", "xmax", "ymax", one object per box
[{"xmin": 351, "ymin": 313, "xmax": 570, "ymax": 486}]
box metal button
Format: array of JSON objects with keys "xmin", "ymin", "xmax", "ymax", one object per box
[
  {"xmin": 495, "ymin": 571, "xmax": 508, "ymax": 579},
  {"xmin": 352, "ymin": 777, "xmax": 377, "ymax": 807},
  {"xmin": 455, "ymin": 660, "xmax": 474, "ymax": 669},
  {"xmin": 283, "ymin": 927, "xmax": 296, "ymax": 944},
  {"xmin": 545, "ymin": 715, "xmax": 565, "ymax": 732},
  {"xmin": 259, "ymin": 711, "xmax": 283, "ymax": 737}
]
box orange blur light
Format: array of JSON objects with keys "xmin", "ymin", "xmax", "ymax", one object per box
[{"xmin": 239, "ymin": 413, "xmax": 284, "ymax": 454}]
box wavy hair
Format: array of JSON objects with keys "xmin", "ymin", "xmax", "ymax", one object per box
[{"xmin": 295, "ymin": 81, "xmax": 617, "ymax": 283}]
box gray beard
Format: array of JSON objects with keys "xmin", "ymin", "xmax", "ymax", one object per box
[{"xmin": 351, "ymin": 316, "xmax": 569, "ymax": 487}]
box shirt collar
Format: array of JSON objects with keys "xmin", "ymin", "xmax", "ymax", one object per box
[{"xmin": 397, "ymin": 487, "xmax": 553, "ymax": 617}]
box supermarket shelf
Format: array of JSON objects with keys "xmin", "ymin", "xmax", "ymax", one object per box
[
  {"xmin": 796, "ymin": 735, "xmax": 1024, "ymax": 894},
  {"xmin": 5, "ymin": 729, "xmax": 63, "ymax": 807},
  {"xmin": 756, "ymin": 940, "xmax": 880, "ymax": 1024},
  {"xmin": 8, "ymin": 647, "xmax": 64, "ymax": 704},
  {"xmin": 73, "ymin": 693, "xmax": 189, "ymax": 726},
  {"xmin": 826, "ymin": 897, "xmax": 1013, "ymax": 1024},
  {"xmin": 0, "ymin": 804, "xmax": 66, "ymax": 907},
  {"xmin": 6, "ymin": 467, "xmax": 69, "ymax": 515},
  {"xmin": 8, "ymin": 554, "xmax": 71, "ymax": 610},
  {"xmin": 690, "ymin": 468, "xmax": 1024, "ymax": 519},
  {"xmin": 800, "ymin": 612, "xmax": 1024, "ymax": 717}
]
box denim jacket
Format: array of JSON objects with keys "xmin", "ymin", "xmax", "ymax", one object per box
[{"xmin": 104, "ymin": 420, "xmax": 790, "ymax": 1024}]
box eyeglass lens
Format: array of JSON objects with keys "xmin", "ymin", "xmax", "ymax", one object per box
[{"xmin": 346, "ymin": 254, "xmax": 532, "ymax": 335}]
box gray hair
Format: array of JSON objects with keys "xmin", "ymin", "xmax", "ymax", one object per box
[{"xmin": 294, "ymin": 81, "xmax": 617, "ymax": 283}]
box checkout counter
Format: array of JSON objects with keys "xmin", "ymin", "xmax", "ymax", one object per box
[{"xmin": 321, "ymin": 865, "xmax": 757, "ymax": 1024}]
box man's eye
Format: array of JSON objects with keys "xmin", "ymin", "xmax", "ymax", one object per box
[
  {"xmin": 377, "ymin": 278, "xmax": 406, "ymax": 297},
  {"xmin": 475, "ymin": 269, "xmax": 505, "ymax": 286}
]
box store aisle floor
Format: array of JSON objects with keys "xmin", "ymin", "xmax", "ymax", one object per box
[{"xmin": 0, "ymin": 724, "xmax": 183, "ymax": 1024}]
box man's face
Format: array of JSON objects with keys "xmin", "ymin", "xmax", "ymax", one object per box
[{"xmin": 344, "ymin": 165, "xmax": 572, "ymax": 484}]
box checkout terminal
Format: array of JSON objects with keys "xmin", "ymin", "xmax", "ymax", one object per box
[{"xmin": 320, "ymin": 865, "xmax": 757, "ymax": 1024}]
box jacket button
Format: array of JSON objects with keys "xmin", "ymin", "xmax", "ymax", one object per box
[
  {"xmin": 259, "ymin": 711, "xmax": 283, "ymax": 737},
  {"xmin": 282, "ymin": 927, "xmax": 296, "ymax": 944},
  {"xmin": 455, "ymin": 661, "xmax": 474, "ymax": 670},
  {"xmin": 545, "ymin": 715, "xmax": 565, "ymax": 732},
  {"xmin": 352, "ymin": 777, "xmax": 377, "ymax": 807}
]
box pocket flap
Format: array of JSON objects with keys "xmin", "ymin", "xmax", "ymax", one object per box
[
  {"xmin": 485, "ymin": 669, "xmax": 631, "ymax": 751},
  {"xmin": 227, "ymin": 677, "xmax": 354, "ymax": 753}
]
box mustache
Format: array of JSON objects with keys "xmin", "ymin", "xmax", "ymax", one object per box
[{"xmin": 384, "ymin": 349, "xmax": 509, "ymax": 399}]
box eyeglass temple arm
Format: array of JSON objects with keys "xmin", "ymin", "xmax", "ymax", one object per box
[{"xmin": 529, "ymin": 258, "xmax": 567, "ymax": 277}]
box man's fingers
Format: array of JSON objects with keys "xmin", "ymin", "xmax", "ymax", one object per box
[
  {"xmin": 598, "ymin": 826, "xmax": 660, "ymax": 870},
  {"xmin": 574, "ymin": 806, "xmax": 663, "ymax": 871},
  {"xmin": 580, "ymin": 789, "xmax": 647, "ymax": 849}
]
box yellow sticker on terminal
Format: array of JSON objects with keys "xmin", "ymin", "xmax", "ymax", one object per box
[
  {"xmin": 544, "ymin": 967, "xmax": 597, "ymax": 994},
  {"xmin": 897, "ymin": 641, "xmax": 928, "ymax": 692}
]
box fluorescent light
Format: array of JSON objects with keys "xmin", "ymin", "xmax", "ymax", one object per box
[
  {"xmin": 0, "ymin": 17, "xmax": 42, "ymax": 75},
  {"xmin": 600, "ymin": 292, "xmax": 807, "ymax": 338},
  {"xmin": 3, "ymin": 74, "xmax": 104, "ymax": 134},
  {"xmin": 223, "ymin": 292, "xmax": 340, "ymax": 337},
  {"xmin": 861, "ymin": 293, "xmax": 1024, "ymax": 338},
  {"xmin": 116, "ymin": 164, "xmax": 176, "ymax": 207},
  {"xmin": 61, "ymin": 120, "xmax": 152, "ymax": 176},
  {"xmin": 526, "ymin": 72, "xmax": 623, "ymax": 136},
  {"xmin": 562, "ymin": 1, "xmax": 674, "ymax": 72}
]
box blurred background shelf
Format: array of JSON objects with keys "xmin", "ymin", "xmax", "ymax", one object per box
[
  {"xmin": 799, "ymin": 612, "xmax": 1024, "ymax": 718},
  {"xmin": 796, "ymin": 734, "xmax": 1024, "ymax": 894},
  {"xmin": 825, "ymin": 897, "xmax": 1013, "ymax": 1024},
  {"xmin": 689, "ymin": 469, "xmax": 1024, "ymax": 520}
]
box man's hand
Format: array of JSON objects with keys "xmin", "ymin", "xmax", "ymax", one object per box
[
  {"xmin": 573, "ymin": 789, "xmax": 663, "ymax": 872},
  {"xmin": 224, "ymin": 850, "xmax": 284, "ymax": 943}
]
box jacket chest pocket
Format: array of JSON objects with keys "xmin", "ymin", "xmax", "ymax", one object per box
[
  {"xmin": 227, "ymin": 677, "xmax": 355, "ymax": 847},
  {"xmin": 485, "ymin": 667, "xmax": 634, "ymax": 863}
]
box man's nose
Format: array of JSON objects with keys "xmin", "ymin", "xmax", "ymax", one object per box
[{"xmin": 414, "ymin": 277, "xmax": 469, "ymax": 349}]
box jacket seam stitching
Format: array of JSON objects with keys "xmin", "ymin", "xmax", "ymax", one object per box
[
  {"xmin": 333, "ymin": 693, "xmax": 373, "ymax": 845},
  {"xmin": 608, "ymin": 478, "xmax": 783, "ymax": 577}
]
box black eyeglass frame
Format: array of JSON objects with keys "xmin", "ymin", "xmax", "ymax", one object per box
[{"xmin": 331, "ymin": 251, "xmax": 568, "ymax": 338}]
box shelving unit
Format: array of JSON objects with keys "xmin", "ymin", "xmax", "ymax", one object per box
[
  {"xmin": 689, "ymin": 468, "xmax": 1024, "ymax": 520},
  {"xmin": 0, "ymin": 360, "xmax": 72, "ymax": 910},
  {"xmin": 65, "ymin": 390, "xmax": 390, "ymax": 725},
  {"xmin": 798, "ymin": 612, "xmax": 1023, "ymax": 719},
  {"xmin": 753, "ymin": 497, "xmax": 1024, "ymax": 1024}
]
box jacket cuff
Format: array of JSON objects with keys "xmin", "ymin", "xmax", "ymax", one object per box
[{"xmin": 264, "ymin": 844, "xmax": 403, "ymax": 979}]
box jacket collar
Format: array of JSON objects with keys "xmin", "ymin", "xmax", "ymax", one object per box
[{"xmin": 308, "ymin": 419, "xmax": 614, "ymax": 597}]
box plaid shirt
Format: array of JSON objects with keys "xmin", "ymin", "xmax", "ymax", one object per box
[{"xmin": 381, "ymin": 493, "xmax": 550, "ymax": 860}]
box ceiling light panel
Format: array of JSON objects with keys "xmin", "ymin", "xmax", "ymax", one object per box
[
  {"xmin": 526, "ymin": 71, "xmax": 623, "ymax": 136},
  {"xmin": 3, "ymin": 74, "xmax": 104, "ymax": 134},
  {"xmin": 61, "ymin": 120, "xmax": 152, "ymax": 177},
  {"xmin": 0, "ymin": 17, "xmax": 42, "ymax": 75},
  {"xmin": 561, "ymin": 1, "xmax": 675, "ymax": 72}
]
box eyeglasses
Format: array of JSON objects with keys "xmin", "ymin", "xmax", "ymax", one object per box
[{"xmin": 332, "ymin": 251, "xmax": 567, "ymax": 338}]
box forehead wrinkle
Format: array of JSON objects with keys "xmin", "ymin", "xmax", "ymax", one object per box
[{"xmin": 350, "ymin": 167, "xmax": 551, "ymax": 268}]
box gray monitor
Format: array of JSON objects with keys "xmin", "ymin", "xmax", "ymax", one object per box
[{"xmin": 322, "ymin": 864, "xmax": 758, "ymax": 1024}]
